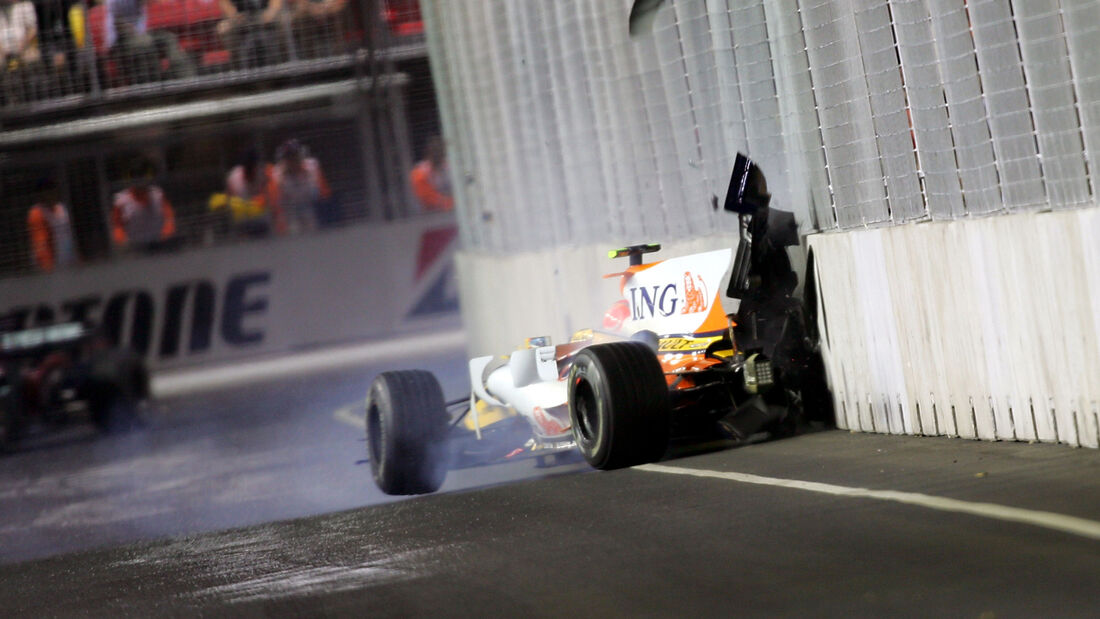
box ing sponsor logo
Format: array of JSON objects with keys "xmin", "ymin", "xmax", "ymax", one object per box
[{"xmin": 627, "ymin": 271, "xmax": 709, "ymax": 321}]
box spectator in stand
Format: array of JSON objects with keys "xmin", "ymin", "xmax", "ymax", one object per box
[
  {"xmin": 289, "ymin": 0, "xmax": 347, "ymax": 59},
  {"xmin": 34, "ymin": 0, "xmax": 81, "ymax": 95},
  {"xmin": 216, "ymin": 0, "xmax": 286, "ymax": 69},
  {"xmin": 0, "ymin": 0, "xmax": 42, "ymax": 104},
  {"xmin": 27, "ymin": 177, "xmax": 77, "ymax": 272},
  {"xmin": 218, "ymin": 146, "xmax": 286, "ymax": 237},
  {"xmin": 111, "ymin": 157, "xmax": 177, "ymax": 252},
  {"xmin": 410, "ymin": 136, "xmax": 453, "ymax": 213},
  {"xmin": 106, "ymin": 0, "xmax": 195, "ymax": 84},
  {"xmin": 271, "ymin": 139, "xmax": 330, "ymax": 234}
]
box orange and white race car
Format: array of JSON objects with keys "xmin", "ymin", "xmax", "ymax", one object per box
[{"xmin": 365, "ymin": 154, "xmax": 830, "ymax": 495}]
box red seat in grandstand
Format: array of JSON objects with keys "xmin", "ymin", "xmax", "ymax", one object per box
[
  {"xmin": 147, "ymin": 0, "xmax": 223, "ymax": 58},
  {"xmin": 384, "ymin": 0, "xmax": 423, "ymax": 36},
  {"xmin": 85, "ymin": 0, "xmax": 230, "ymax": 75}
]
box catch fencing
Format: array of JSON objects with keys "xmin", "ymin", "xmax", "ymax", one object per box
[{"xmin": 423, "ymin": 0, "xmax": 1100, "ymax": 249}]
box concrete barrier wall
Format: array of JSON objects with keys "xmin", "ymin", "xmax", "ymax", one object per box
[
  {"xmin": 456, "ymin": 234, "xmax": 741, "ymax": 358},
  {"xmin": 0, "ymin": 215, "xmax": 460, "ymax": 370},
  {"xmin": 809, "ymin": 208, "xmax": 1100, "ymax": 448}
]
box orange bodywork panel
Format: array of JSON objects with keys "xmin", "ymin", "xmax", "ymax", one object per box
[
  {"xmin": 662, "ymin": 356, "xmax": 724, "ymax": 389},
  {"xmin": 656, "ymin": 333, "xmax": 730, "ymax": 390}
]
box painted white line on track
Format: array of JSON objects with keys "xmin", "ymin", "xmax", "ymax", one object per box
[
  {"xmin": 637, "ymin": 463, "xmax": 1100, "ymax": 541},
  {"xmin": 153, "ymin": 329, "xmax": 466, "ymax": 398},
  {"xmin": 334, "ymin": 403, "xmax": 365, "ymax": 429}
]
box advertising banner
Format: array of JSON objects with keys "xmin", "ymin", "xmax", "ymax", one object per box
[{"xmin": 0, "ymin": 215, "xmax": 459, "ymax": 370}]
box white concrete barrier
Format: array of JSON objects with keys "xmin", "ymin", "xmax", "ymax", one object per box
[
  {"xmin": 809, "ymin": 208, "xmax": 1100, "ymax": 448},
  {"xmin": 0, "ymin": 215, "xmax": 460, "ymax": 370}
]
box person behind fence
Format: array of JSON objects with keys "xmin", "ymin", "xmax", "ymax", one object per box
[
  {"xmin": 271, "ymin": 139, "xmax": 330, "ymax": 234},
  {"xmin": 410, "ymin": 136, "xmax": 453, "ymax": 213},
  {"xmin": 0, "ymin": 0, "xmax": 42, "ymax": 104},
  {"xmin": 27, "ymin": 177, "xmax": 77, "ymax": 272},
  {"xmin": 289, "ymin": 0, "xmax": 347, "ymax": 59},
  {"xmin": 34, "ymin": 0, "xmax": 81, "ymax": 96},
  {"xmin": 111, "ymin": 157, "xmax": 177, "ymax": 252},
  {"xmin": 216, "ymin": 0, "xmax": 286, "ymax": 69},
  {"xmin": 210, "ymin": 146, "xmax": 286, "ymax": 237},
  {"xmin": 106, "ymin": 0, "xmax": 195, "ymax": 84}
]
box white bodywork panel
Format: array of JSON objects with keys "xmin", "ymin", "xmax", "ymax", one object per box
[
  {"xmin": 620, "ymin": 248, "xmax": 735, "ymax": 335},
  {"xmin": 508, "ymin": 346, "xmax": 560, "ymax": 385},
  {"xmin": 469, "ymin": 347, "xmax": 570, "ymax": 439},
  {"xmin": 468, "ymin": 355, "xmax": 504, "ymax": 407}
]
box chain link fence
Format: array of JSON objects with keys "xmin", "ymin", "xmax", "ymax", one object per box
[
  {"xmin": 1, "ymin": 0, "xmax": 446, "ymax": 279},
  {"xmin": 0, "ymin": 0, "xmax": 427, "ymax": 108},
  {"xmin": 424, "ymin": 0, "xmax": 1100, "ymax": 253}
]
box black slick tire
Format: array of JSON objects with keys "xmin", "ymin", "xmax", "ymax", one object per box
[
  {"xmin": 568, "ymin": 341, "xmax": 670, "ymax": 470},
  {"xmin": 91, "ymin": 396, "xmax": 140, "ymax": 433},
  {"xmin": 88, "ymin": 349, "xmax": 148, "ymax": 433},
  {"xmin": 366, "ymin": 370, "xmax": 449, "ymax": 495},
  {"xmin": 0, "ymin": 382, "xmax": 22, "ymax": 454}
]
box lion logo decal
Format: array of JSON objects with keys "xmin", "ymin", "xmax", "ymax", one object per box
[{"xmin": 681, "ymin": 271, "xmax": 708, "ymax": 314}]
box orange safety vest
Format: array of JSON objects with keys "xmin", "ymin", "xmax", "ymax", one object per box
[
  {"xmin": 410, "ymin": 160, "xmax": 454, "ymax": 212},
  {"xmin": 111, "ymin": 186, "xmax": 176, "ymax": 246},
  {"xmin": 27, "ymin": 204, "xmax": 55, "ymax": 271}
]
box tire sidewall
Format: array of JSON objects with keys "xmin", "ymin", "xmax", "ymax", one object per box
[
  {"xmin": 367, "ymin": 377, "xmax": 398, "ymax": 493},
  {"xmin": 90, "ymin": 385, "xmax": 140, "ymax": 433},
  {"xmin": 569, "ymin": 352, "xmax": 612, "ymax": 468},
  {"xmin": 365, "ymin": 370, "xmax": 448, "ymax": 495},
  {"xmin": 568, "ymin": 341, "xmax": 670, "ymax": 470},
  {"xmin": 86, "ymin": 348, "xmax": 147, "ymax": 433},
  {"xmin": 0, "ymin": 388, "xmax": 18, "ymax": 453}
]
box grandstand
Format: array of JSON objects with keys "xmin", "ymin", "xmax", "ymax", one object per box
[{"xmin": 0, "ymin": 0, "xmax": 438, "ymax": 277}]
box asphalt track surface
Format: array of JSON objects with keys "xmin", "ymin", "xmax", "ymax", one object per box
[
  {"xmin": 1, "ymin": 329, "xmax": 1098, "ymax": 617},
  {"xmin": 0, "ymin": 329, "xmax": 582, "ymax": 564}
]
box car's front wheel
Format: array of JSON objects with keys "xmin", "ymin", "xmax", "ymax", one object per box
[
  {"xmin": 568, "ymin": 341, "xmax": 670, "ymax": 470},
  {"xmin": 366, "ymin": 370, "xmax": 450, "ymax": 495}
]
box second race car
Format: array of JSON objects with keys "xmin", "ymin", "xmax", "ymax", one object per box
[{"xmin": 0, "ymin": 321, "xmax": 151, "ymax": 453}]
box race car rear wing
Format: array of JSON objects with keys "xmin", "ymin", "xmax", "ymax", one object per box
[
  {"xmin": 0, "ymin": 322, "xmax": 90, "ymax": 359},
  {"xmin": 724, "ymin": 153, "xmax": 771, "ymax": 301}
]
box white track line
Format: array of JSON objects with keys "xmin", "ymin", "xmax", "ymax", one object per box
[{"xmin": 637, "ymin": 463, "xmax": 1100, "ymax": 541}]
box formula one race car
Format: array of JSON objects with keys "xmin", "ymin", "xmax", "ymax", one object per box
[
  {"xmin": 0, "ymin": 321, "xmax": 151, "ymax": 452},
  {"xmin": 365, "ymin": 154, "xmax": 830, "ymax": 495}
]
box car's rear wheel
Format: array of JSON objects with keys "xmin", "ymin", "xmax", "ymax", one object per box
[
  {"xmin": 366, "ymin": 370, "xmax": 450, "ymax": 495},
  {"xmin": 91, "ymin": 395, "xmax": 141, "ymax": 433},
  {"xmin": 0, "ymin": 381, "xmax": 23, "ymax": 454},
  {"xmin": 88, "ymin": 349, "xmax": 148, "ymax": 433},
  {"xmin": 568, "ymin": 341, "xmax": 670, "ymax": 470}
]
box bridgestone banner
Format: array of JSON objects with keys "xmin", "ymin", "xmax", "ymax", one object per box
[{"xmin": 0, "ymin": 215, "xmax": 459, "ymax": 370}]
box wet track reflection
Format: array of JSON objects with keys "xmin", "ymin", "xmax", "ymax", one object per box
[{"xmin": 0, "ymin": 329, "xmax": 588, "ymax": 564}]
